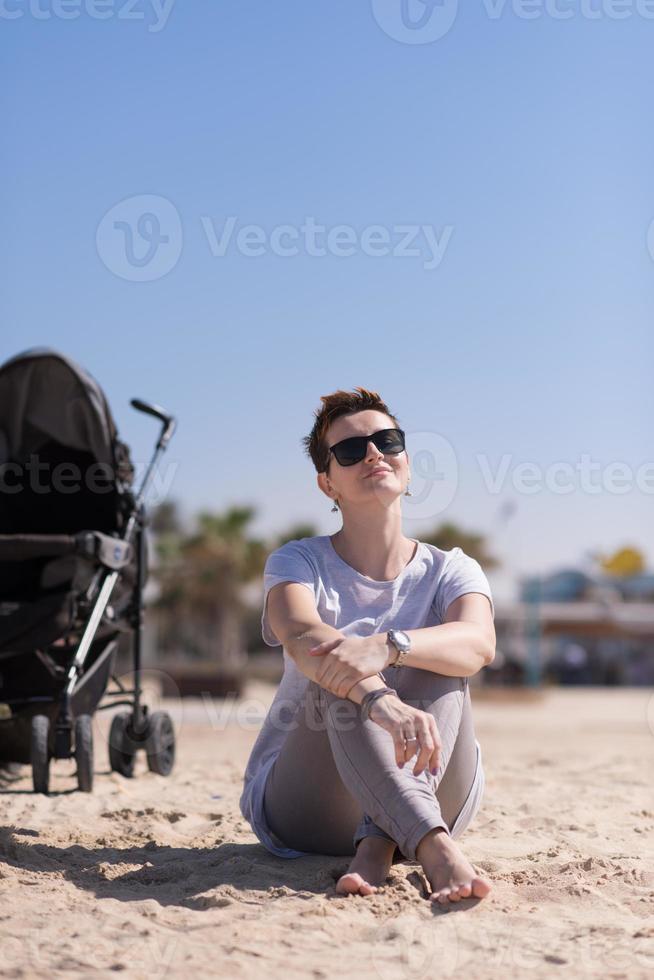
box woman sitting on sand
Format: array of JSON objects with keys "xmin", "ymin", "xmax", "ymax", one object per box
[{"xmin": 240, "ymin": 387, "xmax": 494, "ymax": 905}]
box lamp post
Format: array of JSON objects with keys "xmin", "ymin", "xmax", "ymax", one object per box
[{"xmin": 525, "ymin": 575, "xmax": 542, "ymax": 688}]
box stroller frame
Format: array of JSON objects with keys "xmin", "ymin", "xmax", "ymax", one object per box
[
  {"xmin": 0, "ymin": 350, "xmax": 178, "ymax": 793},
  {"xmin": 55, "ymin": 399, "xmax": 176, "ymax": 761}
]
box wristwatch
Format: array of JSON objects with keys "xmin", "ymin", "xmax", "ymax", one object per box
[{"xmin": 386, "ymin": 628, "xmax": 411, "ymax": 668}]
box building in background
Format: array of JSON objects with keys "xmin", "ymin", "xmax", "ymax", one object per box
[{"xmin": 486, "ymin": 567, "xmax": 654, "ymax": 687}]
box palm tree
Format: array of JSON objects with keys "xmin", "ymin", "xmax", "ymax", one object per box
[
  {"xmin": 272, "ymin": 522, "xmax": 319, "ymax": 547},
  {"xmin": 149, "ymin": 503, "xmax": 268, "ymax": 674},
  {"xmin": 420, "ymin": 521, "xmax": 499, "ymax": 569}
]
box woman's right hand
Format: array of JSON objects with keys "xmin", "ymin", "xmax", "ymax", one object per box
[{"xmin": 369, "ymin": 694, "xmax": 442, "ymax": 777}]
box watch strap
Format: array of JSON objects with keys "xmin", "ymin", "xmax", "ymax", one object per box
[{"xmin": 387, "ymin": 629, "xmax": 410, "ymax": 669}]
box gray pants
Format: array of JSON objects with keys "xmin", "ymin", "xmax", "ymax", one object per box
[{"xmin": 262, "ymin": 664, "xmax": 485, "ymax": 863}]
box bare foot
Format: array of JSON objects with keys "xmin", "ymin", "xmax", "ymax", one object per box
[
  {"xmin": 416, "ymin": 828, "xmax": 492, "ymax": 906},
  {"xmin": 335, "ymin": 836, "xmax": 397, "ymax": 896}
]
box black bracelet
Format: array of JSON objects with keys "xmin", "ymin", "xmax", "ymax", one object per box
[{"xmin": 360, "ymin": 686, "xmax": 397, "ymax": 722}]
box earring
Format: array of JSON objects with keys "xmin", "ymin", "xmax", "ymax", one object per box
[
  {"xmin": 404, "ymin": 482, "xmax": 413, "ymax": 497},
  {"xmin": 327, "ymin": 484, "xmax": 339, "ymax": 512}
]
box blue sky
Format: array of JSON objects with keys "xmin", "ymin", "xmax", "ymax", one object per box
[{"xmin": 2, "ymin": 1, "xmax": 653, "ymax": 596}]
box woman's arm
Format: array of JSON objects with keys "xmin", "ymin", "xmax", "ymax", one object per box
[
  {"xmin": 266, "ymin": 581, "xmax": 389, "ymax": 703},
  {"xmin": 372, "ymin": 593, "xmax": 496, "ymax": 678},
  {"xmin": 425, "ymin": 592, "xmax": 496, "ymax": 674},
  {"xmin": 303, "ymin": 593, "xmax": 496, "ymax": 693}
]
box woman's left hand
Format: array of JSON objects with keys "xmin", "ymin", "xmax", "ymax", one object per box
[{"xmin": 307, "ymin": 634, "xmax": 388, "ymax": 699}]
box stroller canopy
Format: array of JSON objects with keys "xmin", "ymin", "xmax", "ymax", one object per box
[
  {"xmin": 0, "ymin": 348, "xmax": 134, "ymax": 536},
  {"xmin": 0, "ymin": 348, "xmax": 122, "ymax": 468}
]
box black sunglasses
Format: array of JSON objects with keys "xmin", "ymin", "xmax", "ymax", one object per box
[{"xmin": 326, "ymin": 428, "xmax": 406, "ymax": 467}]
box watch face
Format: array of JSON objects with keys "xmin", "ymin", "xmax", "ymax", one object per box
[{"xmin": 393, "ymin": 630, "xmax": 411, "ymax": 649}]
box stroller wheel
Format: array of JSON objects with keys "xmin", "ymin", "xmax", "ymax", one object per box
[
  {"xmin": 31, "ymin": 715, "xmax": 50, "ymax": 795},
  {"xmin": 74, "ymin": 715, "xmax": 94, "ymax": 793},
  {"xmin": 108, "ymin": 712, "xmax": 137, "ymax": 778},
  {"xmin": 0, "ymin": 761, "xmax": 23, "ymax": 781},
  {"xmin": 145, "ymin": 711, "xmax": 175, "ymax": 776}
]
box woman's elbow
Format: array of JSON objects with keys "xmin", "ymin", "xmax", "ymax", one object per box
[
  {"xmin": 483, "ymin": 642, "xmax": 496, "ymax": 666},
  {"xmin": 475, "ymin": 630, "xmax": 496, "ymax": 671}
]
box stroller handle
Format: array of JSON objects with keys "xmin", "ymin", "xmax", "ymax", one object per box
[{"xmin": 130, "ymin": 398, "xmax": 177, "ymax": 449}]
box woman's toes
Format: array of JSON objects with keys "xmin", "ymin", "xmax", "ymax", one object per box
[
  {"xmin": 336, "ymin": 872, "xmax": 378, "ymax": 896},
  {"xmin": 472, "ymin": 876, "xmax": 492, "ymax": 898},
  {"xmin": 335, "ymin": 872, "xmax": 359, "ymax": 894},
  {"xmin": 455, "ymin": 882, "xmax": 472, "ymax": 898}
]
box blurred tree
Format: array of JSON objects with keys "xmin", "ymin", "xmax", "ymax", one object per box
[
  {"xmin": 149, "ymin": 502, "xmax": 268, "ymax": 671},
  {"xmin": 149, "ymin": 499, "xmax": 182, "ymax": 536},
  {"xmin": 273, "ymin": 522, "xmax": 319, "ymax": 548},
  {"xmin": 420, "ymin": 521, "xmax": 499, "ymax": 569},
  {"xmin": 599, "ymin": 546, "xmax": 645, "ymax": 577}
]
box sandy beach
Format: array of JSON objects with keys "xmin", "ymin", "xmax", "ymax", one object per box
[{"xmin": 1, "ymin": 683, "xmax": 653, "ymax": 979}]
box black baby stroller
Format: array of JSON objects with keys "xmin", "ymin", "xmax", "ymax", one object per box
[{"xmin": 0, "ymin": 347, "xmax": 177, "ymax": 793}]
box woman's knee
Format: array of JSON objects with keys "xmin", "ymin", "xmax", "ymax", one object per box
[{"xmin": 395, "ymin": 669, "xmax": 466, "ymax": 708}]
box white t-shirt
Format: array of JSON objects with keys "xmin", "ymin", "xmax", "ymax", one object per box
[{"xmin": 239, "ymin": 534, "xmax": 494, "ymax": 858}]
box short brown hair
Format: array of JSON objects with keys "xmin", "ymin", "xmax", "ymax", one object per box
[{"xmin": 302, "ymin": 387, "xmax": 401, "ymax": 473}]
